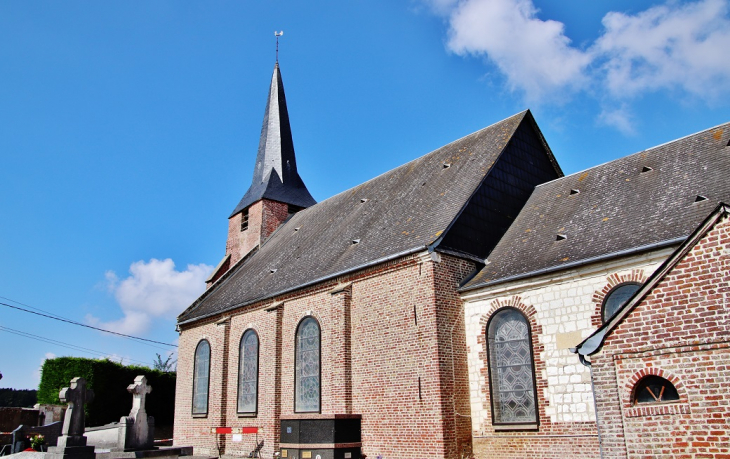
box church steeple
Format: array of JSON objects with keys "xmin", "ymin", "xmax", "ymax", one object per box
[
  {"xmin": 230, "ymin": 63, "xmax": 316, "ymax": 217},
  {"xmin": 207, "ymin": 63, "xmax": 316, "ymax": 287}
]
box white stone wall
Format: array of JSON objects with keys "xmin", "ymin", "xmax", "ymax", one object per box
[{"xmin": 462, "ymin": 248, "xmax": 675, "ymax": 434}]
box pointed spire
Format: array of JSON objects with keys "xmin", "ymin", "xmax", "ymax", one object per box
[{"xmin": 230, "ymin": 64, "xmax": 316, "ymax": 217}]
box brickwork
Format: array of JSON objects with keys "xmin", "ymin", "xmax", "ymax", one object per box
[
  {"xmin": 226, "ymin": 200, "xmax": 289, "ymax": 267},
  {"xmin": 175, "ymin": 251, "xmax": 476, "ymax": 459},
  {"xmin": 591, "ymin": 213, "xmax": 730, "ymax": 458},
  {"xmin": 462, "ymin": 249, "xmax": 674, "ymax": 459}
]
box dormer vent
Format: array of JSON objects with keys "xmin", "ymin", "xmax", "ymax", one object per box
[
  {"xmin": 294, "ymin": 227, "xmax": 301, "ymax": 232},
  {"xmin": 556, "ymin": 234, "xmax": 567, "ymax": 241},
  {"xmin": 695, "ymin": 195, "xmax": 708, "ymax": 202},
  {"xmin": 569, "ymin": 189, "xmax": 580, "ymax": 195},
  {"xmin": 270, "ymin": 268, "xmax": 277, "ymax": 274},
  {"xmin": 351, "ymin": 239, "xmax": 361, "ymax": 245},
  {"xmin": 641, "ymin": 166, "xmax": 653, "ymax": 173},
  {"xmin": 443, "ymin": 163, "xmax": 451, "ymax": 169},
  {"xmin": 360, "ymin": 198, "xmax": 369, "ymax": 203}
]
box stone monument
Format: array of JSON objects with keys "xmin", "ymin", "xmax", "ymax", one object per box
[
  {"xmin": 46, "ymin": 377, "xmax": 96, "ymax": 459},
  {"xmin": 118, "ymin": 375, "xmax": 154, "ymax": 451}
]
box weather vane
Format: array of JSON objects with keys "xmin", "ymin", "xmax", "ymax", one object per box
[{"xmin": 275, "ymin": 31, "xmax": 284, "ymax": 63}]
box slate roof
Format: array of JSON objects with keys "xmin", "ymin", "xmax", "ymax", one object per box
[
  {"xmin": 230, "ymin": 64, "xmax": 316, "ymax": 217},
  {"xmin": 463, "ymin": 122, "xmax": 730, "ymax": 291},
  {"xmin": 573, "ymin": 202, "xmax": 730, "ymax": 359},
  {"xmin": 179, "ymin": 111, "xmax": 538, "ymax": 324}
]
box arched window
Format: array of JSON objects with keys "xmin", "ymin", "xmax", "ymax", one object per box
[
  {"xmin": 237, "ymin": 330, "xmax": 259, "ymax": 415},
  {"xmin": 634, "ymin": 375, "xmax": 680, "ymax": 405},
  {"xmin": 487, "ymin": 308, "xmax": 538, "ymax": 426},
  {"xmin": 602, "ymin": 282, "xmax": 641, "ymax": 322},
  {"xmin": 295, "ymin": 316, "xmax": 320, "ymax": 412},
  {"xmin": 192, "ymin": 339, "xmax": 211, "ymax": 415}
]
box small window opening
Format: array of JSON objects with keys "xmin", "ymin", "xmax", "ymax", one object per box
[
  {"xmin": 351, "ymin": 239, "xmax": 360, "ymax": 245},
  {"xmin": 569, "ymin": 189, "xmax": 580, "ymax": 195},
  {"xmin": 726, "ymin": 139, "xmax": 730, "ymax": 147},
  {"xmin": 360, "ymin": 198, "xmax": 369, "ymax": 203},
  {"xmin": 641, "ymin": 166, "xmax": 653, "ymax": 173},
  {"xmin": 241, "ymin": 208, "xmax": 249, "ymax": 232},
  {"xmin": 294, "ymin": 227, "xmax": 301, "ymax": 232},
  {"xmin": 602, "ymin": 282, "xmax": 641, "ymax": 322},
  {"xmin": 443, "ymin": 163, "xmax": 451, "ymax": 169},
  {"xmin": 556, "ymin": 234, "xmax": 567, "ymax": 241},
  {"xmin": 695, "ymin": 195, "xmax": 708, "ymax": 202},
  {"xmin": 634, "ymin": 375, "xmax": 680, "ymax": 405},
  {"xmin": 269, "ymin": 268, "xmax": 277, "ymax": 274}
]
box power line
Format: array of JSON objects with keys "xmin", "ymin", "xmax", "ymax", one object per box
[
  {"xmin": 0, "ymin": 325, "xmax": 157, "ymax": 367},
  {"xmin": 0, "ymin": 301, "xmax": 177, "ymax": 347}
]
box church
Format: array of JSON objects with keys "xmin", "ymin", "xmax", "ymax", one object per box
[{"xmin": 173, "ymin": 62, "xmax": 730, "ymax": 459}]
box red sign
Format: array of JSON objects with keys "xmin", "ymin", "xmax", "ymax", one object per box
[{"xmin": 210, "ymin": 427, "xmax": 258, "ymax": 434}]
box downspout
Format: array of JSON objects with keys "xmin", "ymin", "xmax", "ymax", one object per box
[
  {"xmin": 578, "ymin": 354, "xmax": 604, "ymax": 459},
  {"xmin": 449, "ymin": 308, "xmax": 472, "ymax": 458}
]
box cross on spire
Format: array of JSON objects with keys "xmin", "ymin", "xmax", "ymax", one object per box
[{"xmin": 275, "ymin": 31, "xmax": 283, "ymax": 64}]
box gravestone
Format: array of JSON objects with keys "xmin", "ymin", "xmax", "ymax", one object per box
[
  {"xmin": 118, "ymin": 375, "xmax": 154, "ymax": 451},
  {"xmin": 46, "ymin": 377, "xmax": 95, "ymax": 459}
]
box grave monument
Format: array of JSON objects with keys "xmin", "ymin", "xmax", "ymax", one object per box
[{"xmin": 46, "ymin": 377, "xmax": 95, "ymax": 459}]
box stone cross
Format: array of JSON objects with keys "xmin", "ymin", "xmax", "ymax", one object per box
[
  {"xmin": 127, "ymin": 375, "xmax": 152, "ymax": 419},
  {"xmin": 123, "ymin": 375, "xmax": 153, "ymax": 450},
  {"xmin": 59, "ymin": 377, "xmax": 94, "ymax": 438}
]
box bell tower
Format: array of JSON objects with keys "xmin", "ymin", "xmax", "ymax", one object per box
[{"xmin": 207, "ymin": 63, "xmax": 316, "ymax": 287}]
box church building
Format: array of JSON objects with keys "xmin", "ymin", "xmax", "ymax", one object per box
[
  {"xmin": 460, "ymin": 121, "xmax": 730, "ymax": 458},
  {"xmin": 173, "ymin": 62, "xmax": 562, "ymax": 459},
  {"xmin": 173, "ymin": 61, "xmax": 730, "ymax": 459}
]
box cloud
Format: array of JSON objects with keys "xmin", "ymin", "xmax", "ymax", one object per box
[
  {"xmin": 595, "ymin": 0, "xmax": 730, "ymax": 100},
  {"xmin": 87, "ymin": 259, "xmax": 213, "ymax": 336},
  {"xmin": 597, "ymin": 105, "xmax": 636, "ymax": 136},
  {"xmin": 427, "ymin": 0, "xmax": 730, "ymax": 116},
  {"xmin": 443, "ymin": 0, "xmax": 591, "ymax": 102}
]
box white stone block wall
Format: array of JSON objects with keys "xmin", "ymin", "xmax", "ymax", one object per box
[{"xmin": 462, "ymin": 248, "xmax": 674, "ymax": 434}]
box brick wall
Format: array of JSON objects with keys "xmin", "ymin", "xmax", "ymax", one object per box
[
  {"xmin": 591, "ymin": 213, "xmax": 730, "ymax": 458},
  {"xmin": 175, "ymin": 251, "xmax": 475, "ymax": 459},
  {"xmin": 462, "ymin": 249, "xmax": 675, "ymax": 459},
  {"xmin": 226, "ymin": 200, "xmax": 289, "ymax": 267}
]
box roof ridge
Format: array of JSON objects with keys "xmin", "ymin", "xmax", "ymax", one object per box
[
  {"xmin": 535, "ymin": 120, "xmax": 730, "ymax": 187},
  {"xmin": 304, "ymin": 111, "xmax": 529, "ymax": 206}
]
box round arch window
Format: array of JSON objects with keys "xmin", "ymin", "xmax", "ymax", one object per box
[
  {"xmin": 634, "ymin": 375, "xmax": 680, "ymax": 404},
  {"xmin": 602, "ymin": 282, "xmax": 641, "ymax": 322}
]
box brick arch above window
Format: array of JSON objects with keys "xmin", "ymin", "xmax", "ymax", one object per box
[
  {"xmin": 623, "ymin": 367, "xmax": 690, "ymax": 417},
  {"xmin": 591, "ymin": 269, "xmax": 647, "ymax": 327},
  {"xmin": 476, "ymin": 297, "xmax": 546, "ymax": 431}
]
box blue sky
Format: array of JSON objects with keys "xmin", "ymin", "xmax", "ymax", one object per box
[{"xmin": 1, "ymin": 0, "xmax": 729, "ymax": 389}]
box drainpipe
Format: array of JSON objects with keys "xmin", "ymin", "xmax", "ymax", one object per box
[{"xmin": 578, "ymin": 355, "xmax": 604, "ymax": 459}]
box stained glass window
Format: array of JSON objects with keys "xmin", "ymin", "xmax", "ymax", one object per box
[
  {"xmin": 603, "ymin": 283, "xmax": 641, "ymax": 322},
  {"xmin": 487, "ymin": 308, "xmax": 537, "ymax": 425},
  {"xmin": 635, "ymin": 375, "xmax": 679, "ymax": 404},
  {"xmin": 295, "ymin": 317, "xmax": 320, "ymax": 412},
  {"xmin": 192, "ymin": 340, "xmax": 210, "ymax": 415},
  {"xmin": 238, "ymin": 330, "xmax": 259, "ymax": 414}
]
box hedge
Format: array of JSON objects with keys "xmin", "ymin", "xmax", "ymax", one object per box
[
  {"xmin": 37, "ymin": 357, "xmax": 175, "ymax": 428},
  {"xmin": 0, "ymin": 388, "xmax": 37, "ymax": 407}
]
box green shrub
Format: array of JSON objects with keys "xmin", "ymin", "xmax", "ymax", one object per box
[
  {"xmin": 37, "ymin": 357, "xmax": 175, "ymax": 427},
  {"xmin": 0, "ymin": 388, "xmax": 37, "ymax": 407}
]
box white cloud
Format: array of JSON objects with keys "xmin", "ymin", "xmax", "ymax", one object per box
[
  {"xmin": 444, "ymin": 0, "xmax": 591, "ymax": 102},
  {"xmin": 87, "ymin": 259, "xmax": 213, "ymax": 336},
  {"xmin": 595, "ymin": 0, "xmax": 730, "ymax": 100},
  {"xmin": 598, "ymin": 105, "xmax": 636, "ymax": 136},
  {"xmin": 427, "ymin": 0, "xmax": 730, "ymax": 119}
]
